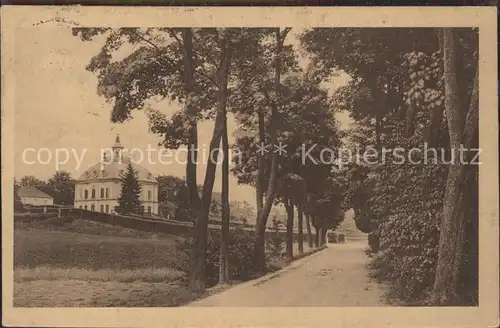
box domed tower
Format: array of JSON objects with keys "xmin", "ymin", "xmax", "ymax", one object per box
[
  {"xmin": 111, "ymin": 134, "xmax": 124, "ymax": 162},
  {"xmin": 74, "ymin": 135, "xmax": 159, "ymax": 215}
]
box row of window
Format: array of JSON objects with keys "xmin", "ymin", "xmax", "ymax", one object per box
[
  {"xmin": 81, "ymin": 188, "xmax": 155, "ymax": 201},
  {"xmin": 79, "ymin": 204, "xmax": 153, "ymax": 214},
  {"xmin": 82, "ymin": 188, "xmax": 110, "ymax": 200}
]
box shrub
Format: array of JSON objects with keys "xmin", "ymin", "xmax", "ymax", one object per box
[
  {"xmin": 265, "ymin": 217, "xmax": 284, "ymax": 261},
  {"xmin": 368, "ymin": 231, "xmax": 380, "ymax": 253},
  {"xmin": 177, "ymin": 226, "xmax": 257, "ymax": 287},
  {"xmin": 376, "ymin": 210, "xmax": 440, "ymax": 303},
  {"xmin": 354, "ymin": 139, "xmax": 453, "ymax": 304}
]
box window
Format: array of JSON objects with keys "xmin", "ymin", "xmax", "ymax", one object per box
[
  {"xmin": 148, "ymin": 190, "xmax": 151, "ymax": 200},
  {"xmin": 84, "ymin": 190, "xmax": 88, "ymax": 199},
  {"xmin": 105, "ymin": 188, "xmax": 109, "ymax": 198},
  {"xmin": 79, "ymin": 205, "xmax": 83, "ymax": 209},
  {"xmin": 91, "ymin": 189, "xmax": 96, "ymax": 199},
  {"xmin": 84, "ymin": 205, "xmax": 88, "ymax": 210},
  {"xmin": 91, "ymin": 204, "xmax": 95, "ymax": 211},
  {"xmin": 100, "ymin": 188, "xmax": 104, "ymax": 198},
  {"xmin": 100, "ymin": 204, "xmax": 104, "ymax": 212},
  {"xmin": 147, "ymin": 206, "xmax": 151, "ymax": 214},
  {"xmin": 105, "ymin": 204, "xmax": 109, "ymax": 213}
]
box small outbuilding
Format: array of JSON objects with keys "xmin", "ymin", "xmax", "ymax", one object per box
[{"xmin": 17, "ymin": 186, "xmax": 54, "ymax": 206}]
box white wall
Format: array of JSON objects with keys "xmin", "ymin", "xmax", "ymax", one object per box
[
  {"xmin": 21, "ymin": 197, "xmax": 53, "ymax": 206},
  {"xmin": 74, "ymin": 180, "xmax": 159, "ymax": 214}
]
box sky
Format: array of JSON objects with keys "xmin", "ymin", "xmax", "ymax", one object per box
[{"xmin": 13, "ymin": 26, "xmax": 352, "ymax": 206}]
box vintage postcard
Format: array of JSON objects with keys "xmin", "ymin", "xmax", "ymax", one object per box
[{"xmin": 1, "ymin": 5, "xmax": 498, "ymax": 328}]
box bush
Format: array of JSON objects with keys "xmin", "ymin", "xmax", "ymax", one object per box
[
  {"xmin": 177, "ymin": 226, "xmax": 257, "ymax": 288},
  {"xmin": 376, "ymin": 212, "xmax": 440, "ymax": 304},
  {"xmin": 265, "ymin": 217, "xmax": 284, "ymax": 261},
  {"xmin": 354, "ymin": 141, "xmax": 452, "ymax": 304},
  {"xmin": 368, "ymin": 231, "xmax": 380, "ymax": 253}
]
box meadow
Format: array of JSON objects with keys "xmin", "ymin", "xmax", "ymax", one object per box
[
  {"xmin": 14, "ymin": 219, "xmax": 196, "ymax": 307},
  {"xmin": 14, "ymin": 217, "xmax": 318, "ymax": 307}
]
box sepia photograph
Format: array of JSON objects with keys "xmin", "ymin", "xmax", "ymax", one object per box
[{"xmin": 2, "ymin": 6, "xmax": 498, "ymax": 328}]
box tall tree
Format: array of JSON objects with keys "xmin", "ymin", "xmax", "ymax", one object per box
[
  {"xmin": 20, "ymin": 175, "xmax": 44, "ymax": 187},
  {"xmin": 279, "ymin": 174, "xmax": 307, "ymax": 259},
  {"xmin": 305, "ymin": 212, "xmax": 314, "ymax": 248},
  {"xmin": 295, "ymin": 181, "xmax": 306, "ymax": 254},
  {"xmin": 432, "ymin": 28, "xmax": 479, "ymax": 305},
  {"xmin": 308, "ymin": 177, "xmax": 346, "ymax": 246},
  {"xmin": 47, "ymin": 171, "xmax": 75, "ymax": 205},
  {"xmin": 115, "ymin": 162, "xmax": 144, "ymax": 215},
  {"xmin": 219, "ymin": 109, "xmax": 230, "ymax": 284},
  {"xmin": 301, "ymin": 28, "xmax": 438, "ymax": 150},
  {"xmin": 253, "ymin": 28, "xmax": 292, "ymax": 271},
  {"xmin": 188, "ymin": 29, "xmax": 235, "ymax": 292},
  {"xmin": 156, "ymin": 175, "xmax": 190, "ymax": 220}
]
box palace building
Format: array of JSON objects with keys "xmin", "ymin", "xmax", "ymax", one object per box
[{"xmin": 74, "ymin": 135, "xmax": 159, "ymax": 215}]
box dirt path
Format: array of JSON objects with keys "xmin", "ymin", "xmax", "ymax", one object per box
[{"xmin": 189, "ymin": 240, "xmax": 386, "ymax": 306}]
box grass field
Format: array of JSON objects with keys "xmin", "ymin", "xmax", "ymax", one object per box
[
  {"xmin": 15, "ymin": 228, "xmax": 184, "ymax": 271},
  {"xmin": 14, "ymin": 219, "xmax": 194, "ymax": 307},
  {"xmin": 14, "ymin": 218, "xmax": 323, "ymax": 307}
]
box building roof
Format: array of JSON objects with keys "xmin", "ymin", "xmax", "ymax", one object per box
[
  {"xmin": 77, "ymin": 160, "xmax": 157, "ymax": 183},
  {"xmin": 17, "ymin": 186, "xmax": 53, "ymax": 199},
  {"xmin": 77, "ymin": 135, "xmax": 157, "ymax": 184}
]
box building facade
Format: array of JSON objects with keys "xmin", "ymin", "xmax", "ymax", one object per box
[
  {"xmin": 74, "ymin": 136, "xmax": 159, "ymax": 215},
  {"xmin": 17, "ymin": 186, "xmax": 54, "ymax": 206}
]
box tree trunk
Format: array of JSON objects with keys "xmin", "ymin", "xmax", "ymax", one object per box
[
  {"xmin": 428, "ymin": 104, "xmax": 445, "ymax": 148},
  {"xmin": 313, "ymin": 224, "xmax": 320, "ymax": 248},
  {"xmin": 255, "ymin": 107, "xmax": 265, "ymax": 219},
  {"xmin": 297, "ymin": 203, "xmax": 304, "ymax": 254},
  {"xmin": 254, "ymin": 28, "xmax": 290, "ymax": 272},
  {"xmin": 433, "ymin": 29, "xmax": 479, "ymax": 305},
  {"xmin": 188, "ymin": 39, "xmax": 232, "ymax": 293},
  {"xmin": 405, "ymin": 104, "xmax": 416, "ymax": 137},
  {"xmin": 219, "ymin": 107, "xmax": 230, "ymax": 285},
  {"xmin": 305, "ymin": 213, "xmax": 313, "ymax": 248},
  {"xmin": 375, "ymin": 106, "xmax": 382, "ymax": 150},
  {"xmin": 284, "ymin": 198, "xmax": 294, "ymax": 261},
  {"xmin": 427, "ymin": 28, "xmax": 445, "ymax": 148},
  {"xmin": 181, "ymin": 29, "xmax": 200, "ymax": 215}
]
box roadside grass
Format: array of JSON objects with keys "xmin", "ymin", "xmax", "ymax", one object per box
[
  {"xmin": 14, "ymin": 280, "xmax": 199, "ymax": 307},
  {"xmin": 15, "ymin": 266, "xmax": 185, "ymax": 283}
]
